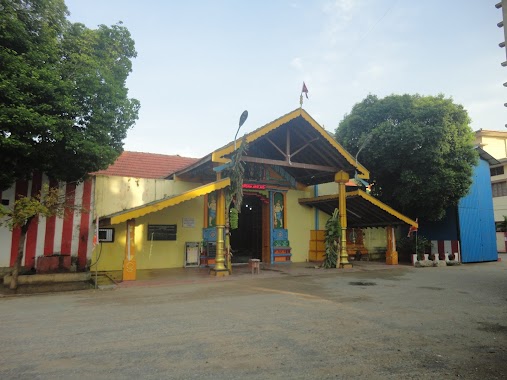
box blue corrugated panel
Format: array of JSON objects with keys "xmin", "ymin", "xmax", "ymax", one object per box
[{"xmin": 458, "ymin": 159, "xmax": 497, "ymax": 262}]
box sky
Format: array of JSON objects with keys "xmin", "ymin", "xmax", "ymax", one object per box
[{"xmin": 65, "ymin": 0, "xmax": 507, "ymax": 159}]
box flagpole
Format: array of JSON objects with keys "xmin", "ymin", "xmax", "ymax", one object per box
[{"xmin": 300, "ymin": 82, "xmax": 308, "ymax": 108}]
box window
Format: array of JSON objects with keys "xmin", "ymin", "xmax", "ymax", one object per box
[
  {"xmin": 490, "ymin": 166, "xmax": 504, "ymax": 176},
  {"xmin": 495, "ymin": 221, "xmax": 506, "ymax": 232},
  {"xmin": 492, "ymin": 181, "xmax": 507, "ymax": 197}
]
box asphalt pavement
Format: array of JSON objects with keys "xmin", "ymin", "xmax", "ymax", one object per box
[{"xmin": 1, "ymin": 258, "xmax": 506, "ymax": 379}]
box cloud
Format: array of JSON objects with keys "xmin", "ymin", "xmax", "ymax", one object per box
[
  {"xmin": 359, "ymin": 63, "xmax": 385, "ymax": 79},
  {"xmin": 291, "ymin": 57, "xmax": 303, "ymax": 71},
  {"xmin": 321, "ymin": 0, "xmax": 363, "ymax": 46},
  {"xmin": 322, "ymin": 0, "xmax": 360, "ymax": 21}
]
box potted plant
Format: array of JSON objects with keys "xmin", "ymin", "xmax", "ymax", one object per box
[{"xmin": 397, "ymin": 235, "xmax": 432, "ymax": 262}]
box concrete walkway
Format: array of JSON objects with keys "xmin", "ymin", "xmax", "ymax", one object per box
[{"xmin": 96, "ymin": 260, "xmax": 402, "ymax": 289}]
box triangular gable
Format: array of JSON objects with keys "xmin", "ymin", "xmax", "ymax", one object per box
[{"xmin": 211, "ymin": 108, "xmax": 369, "ymax": 180}]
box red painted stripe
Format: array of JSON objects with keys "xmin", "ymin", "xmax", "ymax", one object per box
[
  {"xmin": 25, "ymin": 172, "xmax": 43, "ymax": 268},
  {"xmin": 78, "ymin": 179, "xmax": 93, "ymax": 268},
  {"xmin": 437, "ymin": 240, "xmax": 445, "ymax": 255},
  {"xmin": 43, "ymin": 179, "xmax": 59, "ymax": 255},
  {"xmin": 451, "ymin": 240, "xmax": 459, "ymax": 255},
  {"xmin": 60, "ymin": 182, "xmax": 76, "ymax": 255},
  {"xmin": 10, "ymin": 180, "xmax": 29, "ymax": 266}
]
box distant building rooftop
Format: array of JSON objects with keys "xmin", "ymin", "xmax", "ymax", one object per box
[{"xmin": 93, "ymin": 151, "xmax": 199, "ymax": 179}]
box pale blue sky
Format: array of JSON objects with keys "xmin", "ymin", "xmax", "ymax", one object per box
[{"xmin": 65, "ymin": 0, "xmax": 507, "ymax": 158}]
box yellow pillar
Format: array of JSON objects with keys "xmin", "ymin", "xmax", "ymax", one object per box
[
  {"xmin": 335, "ymin": 171, "xmax": 352, "ymax": 269},
  {"xmin": 122, "ymin": 219, "xmax": 137, "ymax": 281},
  {"xmin": 210, "ymin": 188, "xmax": 229, "ymax": 277},
  {"xmin": 385, "ymin": 225, "xmax": 398, "ymax": 265}
]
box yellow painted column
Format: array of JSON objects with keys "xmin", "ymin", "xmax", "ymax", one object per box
[
  {"xmin": 210, "ymin": 187, "xmax": 229, "ymax": 277},
  {"xmin": 335, "ymin": 171, "xmax": 352, "ymax": 269},
  {"xmin": 385, "ymin": 225, "xmax": 398, "ymax": 265},
  {"xmin": 123, "ymin": 219, "xmax": 137, "ymax": 281}
]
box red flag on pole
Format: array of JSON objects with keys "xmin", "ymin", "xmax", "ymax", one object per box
[
  {"xmin": 302, "ymin": 82, "xmax": 308, "ymax": 99},
  {"xmin": 407, "ymin": 218, "xmax": 418, "ymax": 237}
]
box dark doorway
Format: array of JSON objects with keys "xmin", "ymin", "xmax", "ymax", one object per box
[{"xmin": 230, "ymin": 194, "xmax": 263, "ymax": 263}]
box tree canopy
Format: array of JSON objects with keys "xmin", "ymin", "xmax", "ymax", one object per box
[
  {"xmin": 0, "ymin": 0, "xmax": 140, "ymax": 191},
  {"xmin": 335, "ymin": 94, "xmax": 478, "ymax": 221}
]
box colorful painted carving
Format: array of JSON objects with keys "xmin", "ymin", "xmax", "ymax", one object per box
[
  {"xmin": 208, "ymin": 193, "xmax": 217, "ymax": 227},
  {"xmin": 273, "ymin": 192, "xmax": 284, "ymax": 228}
]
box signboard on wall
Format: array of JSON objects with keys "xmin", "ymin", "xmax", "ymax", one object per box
[
  {"xmin": 182, "ymin": 217, "xmax": 195, "ymax": 228},
  {"xmin": 243, "ymin": 184, "xmax": 267, "ymax": 190},
  {"xmin": 147, "ymin": 224, "xmax": 177, "ymax": 241}
]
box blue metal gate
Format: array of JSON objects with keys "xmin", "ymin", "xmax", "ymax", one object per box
[{"xmin": 458, "ymin": 159, "xmax": 497, "ymax": 262}]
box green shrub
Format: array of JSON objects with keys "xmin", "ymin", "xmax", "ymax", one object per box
[{"xmin": 397, "ymin": 235, "xmax": 432, "ymax": 261}]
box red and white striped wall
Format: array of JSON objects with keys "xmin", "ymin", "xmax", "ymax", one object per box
[
  {"xmin": 431, "ymin": 240, "xmax": 460, "ymax": 262},
  {"xmin": 411, "ymin": 240, "xmax": 461, "ymax": 265},
  {"xmin": 0, "ymin": 174, "xmax": 95, "ymax": 269}
]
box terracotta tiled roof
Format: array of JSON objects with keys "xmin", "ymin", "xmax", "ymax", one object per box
[{"xmin": 92, "ymin": 151, "xmax": 199, "ymax": 179}]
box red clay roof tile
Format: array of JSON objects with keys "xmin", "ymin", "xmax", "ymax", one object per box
[{"xmin": 92, "ymin": 151, "xmax": 199, "ymax": 179}]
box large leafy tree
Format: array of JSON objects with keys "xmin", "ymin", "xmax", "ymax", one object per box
[
  {"xmin": 0, "ymin": 0, "xmax": 140, "ymax": 191},
  {"xmin": 0, "ymin": 0, "xmax": 139, "ymax": 288},
  {"xmin": 335, "ymin": 94, "xmax": 477, "ymax": 221}
]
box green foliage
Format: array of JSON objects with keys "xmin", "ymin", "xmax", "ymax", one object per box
[
  {"xmin": 335, "ymin": 94, "xmax": 478, "ymax": 221},
  {"xmin": 0, "ymin": 0, "xmax": 140, "ymax": 191},
  {"xmin": 397, "ymin": 235, "xmax": 432, "ymax": 261},
  {"xmin": 322, "ymin": 209, "xmax": 341, "ymax": 268},
  {"xmin": 0, "ymin": 184, "xmax": 69, "ymax": 230},
  {"xmin": 224, "ymin": 135, "xmax": 249, "ymax": 213},
  {"xmin": 229, "ymin": 208, "xmax": 239, "ymax": 230}
]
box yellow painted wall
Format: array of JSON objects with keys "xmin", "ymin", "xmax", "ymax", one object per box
[
  {"xmin": 316, "ymin": 182, "xmax": 338, "ymax": 197},
  {"xmin": 93, "ymin": 195, "xmax": 204, "ymax": 271},
  {"xmin": 286, "ymin": 187, "xmax": 314, "ymax": 262},
  {"xmin": 362, "ymin": 227, "xmax": 387, "ymax": 253},
  {"xmin": 94, "ymin": 175, "xmax": 198, "ymax": 217},
  {"xmin": 476, "ymin": 135, "xmax": 507, "ymax": 159}
]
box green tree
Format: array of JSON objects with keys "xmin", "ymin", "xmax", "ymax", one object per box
[
  {"xmin": 0, "ymin": 0, "xmax": 140, "ymax": 191},
  {"xmin": 223, "ymin": 136, "xmax": 249, "ymax": 272},
  {"xmin": 0, "ymin": 0, "xmax": 139, "ymax": 288},
  {"xmin": 322, "ymin": 208, "xmax": 341, "ymax": 269},
  {"xmin": 0, "ymin": 185, "xmax": 74, "ymax": 289},
  {"xmin": 335, "ymin": 94, "xmax": 477, "ymax": 221}
]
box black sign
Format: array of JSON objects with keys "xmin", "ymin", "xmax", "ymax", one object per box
[{"xmin": 148, "ymin": 224, "xmax": 177, "ymax": 241}]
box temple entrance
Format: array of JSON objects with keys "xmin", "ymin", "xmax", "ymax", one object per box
[{"xmin": 230, "ymin": 194, "xmax": 263, "ymax": 263}]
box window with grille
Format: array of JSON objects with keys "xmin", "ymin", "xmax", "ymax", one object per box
[
  {"xmin": 492, "ymin": 181, "xmax": 507, "ymax": 197},
  {"xmin": 490, "ymin": 166, "xmax": 504, "ymax": 176}
]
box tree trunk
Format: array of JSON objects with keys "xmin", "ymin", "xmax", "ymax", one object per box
[
  {"xmin": 10, "ymin": 222, "xmax": 30, "ymax": 290},
  {"xmin": 225, "ymin": 210, "xmax": 231, "ymax": 274}
]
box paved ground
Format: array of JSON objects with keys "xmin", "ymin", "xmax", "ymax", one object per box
[{"xmin": 1, "ymin": 258, "xmax": 507, "ymax": 379}]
